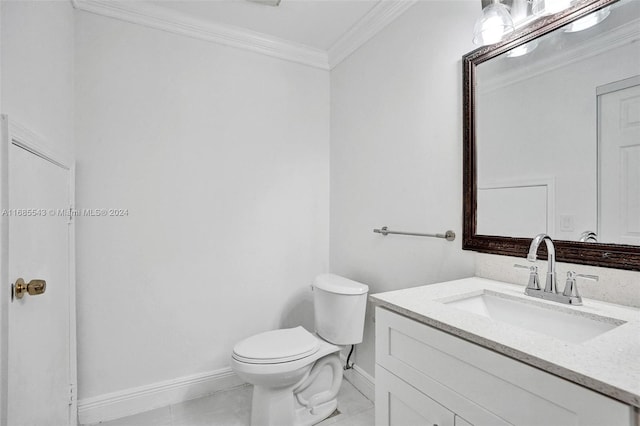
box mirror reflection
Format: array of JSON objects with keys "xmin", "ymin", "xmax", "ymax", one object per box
[{"xmin": 475, "ymin": 0, "xmax": 640, "ymax": 246}]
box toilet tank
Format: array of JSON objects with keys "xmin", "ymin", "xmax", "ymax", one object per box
[{"xmin": 313, "ymin": 274, "xmax": 369, "ymax": 345}]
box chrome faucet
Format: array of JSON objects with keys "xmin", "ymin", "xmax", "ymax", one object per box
[
  {"xmin": 514, "ymin": 233, "xmax": 599, "ymax": 306},
  {"xmin": 527, "ymin": 233, "xmax": 558, "ymax": 294}
]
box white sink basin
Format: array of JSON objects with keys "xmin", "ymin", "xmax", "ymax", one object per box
[{"xmin": 445, "ymin": 291, "xmax": 624, "ymax": 344}]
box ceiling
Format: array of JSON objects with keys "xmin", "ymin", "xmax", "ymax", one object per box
[
  {"xmin": 150, "ymin": 0, "xmax": 380, "ymax": 50},
  {"xmin": 72, "ymin": 0, "xmax": 417, "ymax": 69}
]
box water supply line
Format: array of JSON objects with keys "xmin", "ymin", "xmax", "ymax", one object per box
[{"xmin": 344, "ymin": 345, "xmax": 355, "ymax": 370}]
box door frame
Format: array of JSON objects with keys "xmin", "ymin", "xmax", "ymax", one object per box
[{"xmin": 0, "ymin": 115, "xmax": 77, "ymax": 425}]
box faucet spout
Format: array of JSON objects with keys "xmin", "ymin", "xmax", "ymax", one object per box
[
  {"xmin": 519, "ymin": 233, "xmax": 590, "ymax": 305},
  {"xmin": 527, "ymin": 233, "xmax": 557, "ymax": 293}
]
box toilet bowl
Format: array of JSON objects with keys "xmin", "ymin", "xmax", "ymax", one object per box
[
  {"xmin": 230, "ymin": 274, "xmax": 369, "ymax": 426},
  {"xmin": 231, "ymin": 327, "xmax": 343, "ymax": 426}
]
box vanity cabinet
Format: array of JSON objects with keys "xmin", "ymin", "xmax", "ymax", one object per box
[
  {"xmin": 375, "ymin": 307, "xmax": 634, "ymax": 426},
  {"xmin": 376, "ymin": 366, "xmax": 474, "ymax": 426}
]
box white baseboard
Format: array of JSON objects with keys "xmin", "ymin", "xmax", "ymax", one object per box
[
  {"xmin": 340, "ymin": 354, "xmax": 375, "ymax": 402},
  {"xmin": 343, "ymin": 364, "xmax": 375, "ymax": 402},
  {"xmin": 78, "ymin": 367, "xmax": 244, "ymax": 425},
  {"xmin": 78, "ymin": 360, "xmax": 375, "ymax": 425}
]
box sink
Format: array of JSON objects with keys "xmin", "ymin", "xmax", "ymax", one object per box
[{"xmin": 445, "ymin": 291, "xmax": 624, "ymax": 344}]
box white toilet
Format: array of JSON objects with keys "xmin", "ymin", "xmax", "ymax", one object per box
[{"xmin": 230, "ymin": 274, "xmax": 369, "ymax": 426}]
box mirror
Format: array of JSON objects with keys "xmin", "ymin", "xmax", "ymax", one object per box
[{"xmin": 463, "ymin": 0, "xmax": 640, "ymax": 270}]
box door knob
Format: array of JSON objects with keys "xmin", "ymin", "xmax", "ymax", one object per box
[{"xmin": 12, "ymin": 278, "xmax": 46, "ymax": 301}]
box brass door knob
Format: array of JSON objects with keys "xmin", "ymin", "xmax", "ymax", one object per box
[{"xmin": 12, "ymin": 278, "xmax": 46, "ymax": 300}]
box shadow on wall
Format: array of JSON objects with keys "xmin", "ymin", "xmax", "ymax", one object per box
[{"xmin": 280, "ymin": 288, "xmax": 315, "ymax": 332}]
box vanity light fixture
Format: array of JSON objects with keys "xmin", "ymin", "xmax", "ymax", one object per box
[
  {"xmin": 472, "ymin": 0, "xmax": 515, "ymax": 45},
  {"xmin": 473, "ymin": 0, "xmax": 579, "ymax": 46},
  {"xmin": 564, "ymin": 6, "xmax": 611, "ymax": 32}
]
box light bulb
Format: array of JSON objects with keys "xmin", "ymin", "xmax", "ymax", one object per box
[
  {"xmin": 472, "ymin": 2, "xmax": 515, "ymax": 46},
  {"xmin": 483, "ymin": 16, "xmax": 508, "ymax": 44}
]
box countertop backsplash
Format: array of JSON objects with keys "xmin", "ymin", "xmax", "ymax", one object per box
[{"xmin": 475, "ymin": 253, "xmax": 640, "ymax": 308}]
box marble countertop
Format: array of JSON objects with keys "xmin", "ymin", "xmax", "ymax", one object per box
[{"xmin": 370, "ymin": 277, "xmax": 640, "ymax": 407}]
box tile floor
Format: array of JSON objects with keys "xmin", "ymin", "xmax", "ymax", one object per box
[{"xmin": 92, "ymin": 380, "xmax": 374, "ymax": 426}]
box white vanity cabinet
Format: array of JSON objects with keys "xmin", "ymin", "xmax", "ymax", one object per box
[{"xmin": 375, "ymin": 307, "xmax": 635, "ymax": 426}]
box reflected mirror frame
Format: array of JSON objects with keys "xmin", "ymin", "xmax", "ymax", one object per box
[{"xmin": 462, "ymin": 0, "xmax": 640, "ymax": 271}]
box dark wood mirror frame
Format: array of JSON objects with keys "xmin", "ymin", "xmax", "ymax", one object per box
[{"xmin": 462, "ymin": 0, "xmax": 640, "ymax": 271}]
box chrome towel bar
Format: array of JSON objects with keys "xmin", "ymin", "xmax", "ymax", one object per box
[{"xmin": 373, "ymin": 226, "xmax": 456, "ymax": 241}]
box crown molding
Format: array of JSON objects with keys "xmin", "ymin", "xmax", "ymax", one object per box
[
  {"xmin": 71, "ymin": 0, "xmax": 416, "ymax": 71},
  {"xmin": 328, "ymin": 0, "xmax": 418, "ymax": 69},
  {"xmin": 71, "ymin": 0, "xmax": 329, "ymax": 69}
]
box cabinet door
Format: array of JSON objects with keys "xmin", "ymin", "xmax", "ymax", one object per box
[{"xmin": 376, "ymin": 365, "xmax": 455, "ymax": 426}]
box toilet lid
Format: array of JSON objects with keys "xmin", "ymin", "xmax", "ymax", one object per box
[{"xmin": 232, "ymin": 326, "xmax": 320, "ymax": 364}]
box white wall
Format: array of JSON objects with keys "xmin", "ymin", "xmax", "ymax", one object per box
[
  {"xmin": 1, "ymin": 0, "xmax": 75, "ymax": 158},
  {"xmin": 74, "ymin": 12, "xmax": 329, "ymax": 400},
  {"xmin": 329, "ymin": 0, "xmax": 478, "ymax": 377}
]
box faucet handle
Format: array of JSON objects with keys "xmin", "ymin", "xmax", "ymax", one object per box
[
  {"xmin": 572, "ymin": 271, "xmax": 599, "ymax": 282},
  {"xmin": 514, "ymin": 264, "xmax": 538, "ymax": 271},
  {"xmin": 562, "ymin": 271, "xmax": 599, "ymax": 304},
  {"xmin": 514, "ymin": 264, "xmax": 541, "ymax": 291}
]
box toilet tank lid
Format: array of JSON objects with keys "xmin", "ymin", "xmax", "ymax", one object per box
[{"xmin": 313, "ymin": 274, "xmax": 369, "ymax": 295}]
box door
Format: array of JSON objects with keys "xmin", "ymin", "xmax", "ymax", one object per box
[
  {"xmin": 0, "ymin": 117, "xmax": 76, "ymax": 425},
  {"xmin": 598, "ymin": 77, "xmax": 640, "ymax": 245}
]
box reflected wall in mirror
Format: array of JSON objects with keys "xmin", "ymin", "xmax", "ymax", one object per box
[{"xmin": 463, "ymin": 0, "xmax": 640, "ymax": 270}]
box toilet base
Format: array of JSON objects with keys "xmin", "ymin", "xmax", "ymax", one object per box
[
  {"xmin": 295, "ymin": 399, "xmax": 338, "ymax": 426},
  {"xmin": 249, "ymin": 386, "xmax": 338, "ymax": 426},
  {"xmin": 251, "ymin": 385, "xmax": 296, "ymax": 426}
]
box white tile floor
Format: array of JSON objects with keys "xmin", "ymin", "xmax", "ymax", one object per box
[{"xmin": 92, "ymin": 380, "xmax": 374, "ymax": 426}]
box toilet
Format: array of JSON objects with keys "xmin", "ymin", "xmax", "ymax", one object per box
[{"xmin": 230, "ymin": 274, "xmax": 369, "ymax": 426}]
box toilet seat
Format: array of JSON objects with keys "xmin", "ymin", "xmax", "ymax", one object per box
[{"xmin": 232, "ymin": 326, "xmax": 320, "ymax": 364}]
